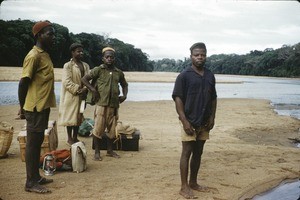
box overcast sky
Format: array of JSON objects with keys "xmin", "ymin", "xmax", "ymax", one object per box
[{"xmin": 1, "ymin": 0, "xmax": 300, "ymax": 60}]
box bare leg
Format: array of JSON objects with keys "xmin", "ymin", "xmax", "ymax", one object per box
[
  {"xmin": 106, "ymin": 138, "xmax": 120, "ymax": 158},
  {"xmin": 73, "ymin": 126, "xmax": 80, "ymax": 143},
  {"xmin": 66, "ymin": 126, "xmax": 73, "ymax": 145},
  {"xmin": 93, "ymin": 135, "xmax": 102, "ymax": 161},
  {"xmin": 189, "ymin": 140, "xmax": 209, "ymax": 192},
  {"xmin": 179, "ymin": 141, "xmax": 196, "ymax": 199}
]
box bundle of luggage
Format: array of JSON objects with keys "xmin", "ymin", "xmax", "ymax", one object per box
[
  {"xmin": 40, "ymin": 141, "xmax": 87, "ymax": 173},
  {"xmin": 0, "ymin": 121, "xmax": 14, "ymax": 158},
  {"xmin": 18, "ymin": 120, "xmax": 58, "ymax": 162},
  {"xmin": 98, "ymin": 121, "xmax": 141, "ymax": 151}
]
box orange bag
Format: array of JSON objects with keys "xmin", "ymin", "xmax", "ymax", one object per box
[{"xmin": 40, "ymin": 149, "xmax": 71, "ymax": 170}]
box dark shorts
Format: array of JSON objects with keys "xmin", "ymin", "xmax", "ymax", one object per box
[{"xmin": 25, "ymin": 108, "xmax": 50, "ymax": 132}]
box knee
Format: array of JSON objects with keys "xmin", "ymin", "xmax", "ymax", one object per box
[{"xmin": 181, "ymin": 150, "xmax": 192, "ymax": 160}]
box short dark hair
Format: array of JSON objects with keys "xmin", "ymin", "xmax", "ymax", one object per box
[
  {"xmin": 190, "ymin": 42, "xmax": 206, "ymax": 53},
  {"xmin": 69, "ymin": 43, "xmax": 83, "ymax": 52}
]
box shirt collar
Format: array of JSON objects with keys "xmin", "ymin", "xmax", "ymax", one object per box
[
  {"xmin": 70, "ymin": 58, "xmax": 82, "ymax": 67},
  {"xmin": 100, "ymin": 64, "xmax": 118, "ymax": 71},
  {"xmin": 187, "ymin": 66, "xmax": 207, "ymax": 73},
  {"xmin": 33, "ymin": 45, "xmax": 45, "ymax": 53}
]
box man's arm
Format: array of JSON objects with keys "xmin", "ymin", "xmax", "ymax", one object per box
[
  {"xmin": 205, "ymin": 98, "xmax": 217, "ymax": 130},
  {"xmin": 81, "ymin": 74, "xmax": 100, "ymax": 103},
  {"xmin": 174, "ymin": 96, "xmax": 194, "ymax": 135},
  {"xmin": 119, "ymin": 72, "xmax": 128, "ymax": 103},
  {"xmin": 18, "ymin": 77, "xmax": 30, "ymax": 117},
  {"xmin": 119, "ymin": 85, "xmax": 128, "ymax": 103}
]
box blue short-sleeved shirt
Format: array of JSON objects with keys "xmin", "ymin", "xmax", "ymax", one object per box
[{"xmin": 172, "ymin": 66, "xmax": 217, "ymax": 127}]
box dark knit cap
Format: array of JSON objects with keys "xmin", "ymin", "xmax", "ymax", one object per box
[{"xmin": 32, "ymin": 21, "xmax": 52, "ymax": 37}]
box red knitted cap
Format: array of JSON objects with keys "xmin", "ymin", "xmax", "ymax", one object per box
[{"xmin": 32, "ymin": 21, "xmax": 52, "ymax": 37}]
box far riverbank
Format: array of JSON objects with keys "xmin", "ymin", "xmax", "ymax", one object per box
[{"xmin": 0, "ymin": 66, "xmax": 248, "ymax": 83}]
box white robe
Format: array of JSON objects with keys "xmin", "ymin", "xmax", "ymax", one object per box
[{"xmin": 59, "ymin": 59, "xmax": 90, "ymax": 126}]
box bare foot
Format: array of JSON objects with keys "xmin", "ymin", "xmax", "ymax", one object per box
[
  {"xmin": 179, "ymin": 186, "xmax": 197, "ymax": 199},
  {"xmin": 106, "ymin": 151, "xmax": 120, "ymax": 158},
  {"xmin": 93, "ymin": 153, "xmax": 102, "ymax": 161},
  {"xmin": 189, "ymin": 184, "xmax": 210, "ymax": 192}
]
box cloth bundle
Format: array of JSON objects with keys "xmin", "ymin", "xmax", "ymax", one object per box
[{"xmin": 115, "ymin": 121, "xmax": 136, "ymax": 137}]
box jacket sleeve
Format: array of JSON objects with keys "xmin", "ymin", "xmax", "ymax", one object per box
[{"xmin": 62, "ymin": 62, "xmax": 80, "ymax": 95}]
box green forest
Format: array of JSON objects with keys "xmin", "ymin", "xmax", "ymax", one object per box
[
  {"xmin": 153, "ymin": 44, "xmax": 300, "ymax": 77},
  {"xmin": 0, "ymin": 19, "xmax": 154, "ymax": 71},
  {"xmin": 1, "ymin": 20, "xmax": 299, "ymax": 77}
]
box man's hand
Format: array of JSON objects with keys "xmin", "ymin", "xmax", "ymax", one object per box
[
  {"xmin": 119, "ymin": 96, "xmax": 127, "ymax": 103},
  {"xmin": 92, "ymin": 90, "xmax": 100, "ymax": 103},
  {"xmin": 174, "ymin": 96, "xmax": 195, "ymax": 135},
  {"xmin": 77, "ymin": 88, "xmax": 88, "ymax": 99},
  {"xmin": 182, "ymin": 119, "xmax": 195, "ymax": 136},
  {"xmin": 16, "ymin": 108, "xmax": 26, "ymax": 120}
]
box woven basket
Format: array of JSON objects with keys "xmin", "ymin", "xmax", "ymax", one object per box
[{"xmin": 0, "ymin": 121, "xmax": 14, "ymax": 158}]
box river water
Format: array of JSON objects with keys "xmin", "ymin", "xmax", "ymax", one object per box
[
  {"xmin": 1, "ymin": 75, "xmax": 300, "ymax": 120},
  {"xmin": 252, "ymin": 179, "xmax": 300, "ymax": 200}
]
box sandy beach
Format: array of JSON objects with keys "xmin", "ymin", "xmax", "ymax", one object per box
[{"xmin": 0, "ymin": 68, "xmax": 299, "ymax": 200}]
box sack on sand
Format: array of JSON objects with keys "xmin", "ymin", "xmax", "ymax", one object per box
[
  {"xmin": 71, "ymin": 141, "xmax": 87, "ymax": 173},
  {"xmin": 0, "ymin": 121, "xmax": 14, "ymax": 158},
  {"xmin": 78, "ymin": 118, "xmax": 94, "ymax": 137},
  {"xmin": 116, "ymin": 121, "xmax": 136, "ymax": 136}
]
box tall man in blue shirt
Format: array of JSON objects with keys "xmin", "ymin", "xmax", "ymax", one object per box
[{"xmin": 172, "ymin": 42, "xmax": 217, "ymax": 199}]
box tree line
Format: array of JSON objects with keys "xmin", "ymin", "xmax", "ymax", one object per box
[
  {"xmin": 1, "ymin": 19, "xmax": 299, "ymax": 77},
  {"xmin": 153, "ymin": 43, "xmax": 300, "ymax": 77},
  {"xmin": 0, "ymin": 19, "xmax": 154, "ymax": 71}
]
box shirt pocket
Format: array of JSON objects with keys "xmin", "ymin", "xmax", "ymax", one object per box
[{"xmin": 39, "ymin": 62, "xmax": 54, "ymax": 82}]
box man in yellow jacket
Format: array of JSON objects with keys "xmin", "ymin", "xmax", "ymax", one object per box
[{"xmin": 18, "ymin": 21, "xmax": 56, "ymax": 194}]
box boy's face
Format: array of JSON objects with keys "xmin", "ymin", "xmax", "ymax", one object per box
[
  {"xmin": 102, "ymin": 50, "xmax": 115, "ymax": 66},
  {"xmin": 72, "ymin": 47, "xmax": 84, "ymax": 60}
]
